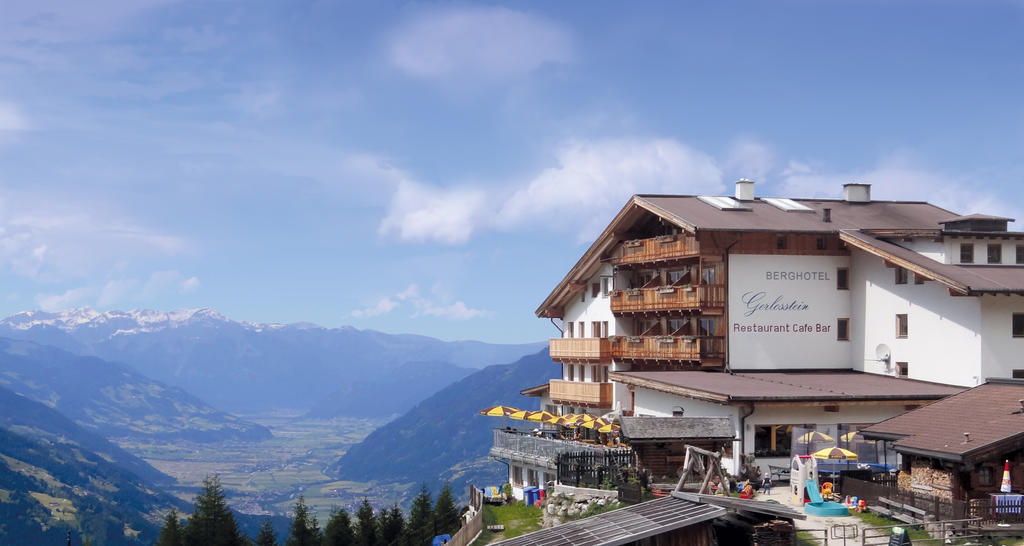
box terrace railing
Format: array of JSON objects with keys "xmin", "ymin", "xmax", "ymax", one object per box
[
  {"xmin": 610, "ymin": 284, "xmax": 726, "ymax": 314},
  {"xmin": 613, "ymin": 235, "xmax": 700, "ymax": 266},
  {"xmin": 489, "ymin": 429, "xmax": 606, "ymax": 469}
]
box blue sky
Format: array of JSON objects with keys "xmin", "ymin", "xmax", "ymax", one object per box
[{"xmin": 0, "ymin": 1, "xmax": 1022, "ymax": 343}]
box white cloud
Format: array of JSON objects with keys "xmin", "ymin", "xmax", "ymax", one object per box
[
  {"xmin": 36, "ymin": 286, "xmax": 94, "ymax": 311},
  {"xmin": 499, "ymin": 138, "xmax": 724, "ymax": 241},
  {"xmin": 37, "ymin": 270, "xmax": 200, "ymax": 311},
  {"xmin": 180, "ymin": 276, "xmax": 200, "ymax": 293},
  {"xmin": 777, "ymin": 158, "xmax": 1020, "ymax": 222},
  {"xmin": 388, "ymin": 6, "xmax": 572, "ymax": 80},
  {"xmin": 0, "ymin": 193, "xmax": 187, "ymax": 281},
  {"xmin": 725, "ymin": 138, "xmax": 774, "ymax": 183},
  {"xmin": 0, "ymin": 102, "xmax": 28, "ymax": 131},
  {"xmin": 379, "ymin": 137, "xmax": 724, "ymax": 245},
  {"xmin": 350, "ymin": 283, "xmax": 488, "ymax": 321},
  {"xmin": 351, "ymin": 297, "xmax": 398, "ymax": 318},
  {"xmin": 378, "ymin": 180, "xmax": 487, "ymax": 244}
]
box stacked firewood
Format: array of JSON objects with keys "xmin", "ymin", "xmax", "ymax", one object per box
[{"xmin": 752, "ymin": 519, "xmax": 794, "ymax": 546}]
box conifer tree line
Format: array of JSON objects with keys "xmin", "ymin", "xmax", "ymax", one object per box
[{"xmin": 156, "ymin": 477, "xmax": 463, "ymax": 546}]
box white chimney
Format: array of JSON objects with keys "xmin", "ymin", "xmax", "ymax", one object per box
[
  {"xmin": 844, "ymin": 183, "xmax": 871, "ymax": 203},
  {"xmin": 735, "ymin": 179, "xmax": 755, "ymax": 201}
]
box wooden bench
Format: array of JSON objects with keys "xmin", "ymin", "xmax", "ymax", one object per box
[
  {"xmin": 768, "ymin": 465, "xmax": 791, "ymax": 482},
  {"xmin": 876, "ymin": 496, "xmax": 924, "ymax": 524}
]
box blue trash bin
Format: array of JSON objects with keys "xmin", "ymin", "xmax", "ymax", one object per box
[{"xmin": 523, "ymin": 486, "xmax": 538, "ymax": 506}]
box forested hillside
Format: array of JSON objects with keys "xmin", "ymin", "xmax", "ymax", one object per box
[{"xmin": 335, "ymin": 349, "xmax": 558, "ymax": 497}]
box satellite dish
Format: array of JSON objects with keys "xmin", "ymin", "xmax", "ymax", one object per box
[{"xmin": 874, "ymin": 344, "xmax": 891, "ymax": 365}]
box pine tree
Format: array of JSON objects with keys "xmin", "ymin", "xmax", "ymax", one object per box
[
  {"xmin": 285, "ymin": 495, "xmax": 322, "ymax": 546},
  {"xmin": 255, "ymin": 518, "xmax": 278, "ymax": 546},
  {"xmin": 433, "ymin": 483, "xmax": 460, "ymax": 537},
  {"xmin": 377, "ymin": 504, "xmax": 406, "ymax": 546},
  {"xmin": 156, "ymin": 508, "xmax": 184, "ymax": 546},
  {"xmin": 182, "ymin": 475, "xmax": 245, "ymax": 546},
  {"xmin": 353, "ymin": 498, "xmax": 377, "ymax": 546},
  {"xmin": 406, "ymin": 485, "xmax": 434, "ymax": 546},
  {"xmin": 322, "ymin": 507, "xmax": 354, "ymax": 546}
]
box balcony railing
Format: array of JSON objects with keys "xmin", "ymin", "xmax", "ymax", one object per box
[
  {"xmin": 613, "ymin": 235, "xmax": 699, "ymax": 265},
  {"xmin": 549, "ymin": 380, "xmax": 614, "ymax": 407},
  {"xmin": 609, "ymin": 284, "xmax": 726, "ymax": 314},
  {"xmin": 610, "ymin": 335, "xmax": 725, "ymax": 363},
  {"xmin": 489, "ymin": 429, "xmax": 606, "ymax": 469},
  {"xmin": 549, "ymin": 337, "xmax": 611, "ymax": 362}
]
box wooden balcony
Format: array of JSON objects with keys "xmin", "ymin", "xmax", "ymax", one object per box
[
  {"xmin": 549, "ymin": 379, "xmax": 614, "ymax": 407},
  {"xmin": 613, "ymin": 235, "xmax": 699, "ymax": 266},
  {"xmin": 549, "ymin": 337, "xmax": 612, "ymax": 362},
  {"xmin": 609, "ymin": 284, "xmax": 726, "ymax": 315},
  {"xmin": 610, "ymin": 335, "xmax": 725, "ymax": 367}
]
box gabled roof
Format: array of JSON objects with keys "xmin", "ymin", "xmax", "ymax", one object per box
[
  {"xmin": 621, "ymin": 417, "xmax": 734, "ymax": 442},
  {"xmin": 536, "ymin": 194, "xmax": 958, "ymax": 317},
  {"xmin": 610, "ymin": 370, "xmax": 962, "ymax": 405},
  {"xmin": 520, "ymin": 383, "xmax": 550, "ymax": 397},
  {"xmin": 491, "ymin": 495, "xmax": 725, "ymax": 546},
  {"xmin": 860, "ymin": 379, "xmax": 1024, "ymax": 463},
  {"xmin": 841, "ymin": 230, "xmax": 1024, "ymax": 294}
]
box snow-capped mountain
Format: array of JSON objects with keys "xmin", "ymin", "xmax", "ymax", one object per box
[
  {"xmin": 1, "ymin": 307, "xmax": 284, "ymax": 335},
  {"xmin": 0, "ymin": 308, "xmax": 544, "ymax": 415}
]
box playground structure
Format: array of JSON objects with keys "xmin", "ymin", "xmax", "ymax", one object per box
[
  {"xmin": 790, "ymin": 454, "xmax": 850, "ymax": 517},
  {"xmin": 674, "ymin": 445, "xmax": 732, "ymax": 495}
]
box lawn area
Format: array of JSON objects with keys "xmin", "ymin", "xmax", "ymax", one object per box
[{"xmin": 470, "ymin": 503, "xmax": 543, "ymax": 545}]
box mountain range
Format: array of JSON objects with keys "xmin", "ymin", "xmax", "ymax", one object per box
[
  {"xmin": 0, "ymin": 338, "xmax": 270, "ymax": 442},
  {"xmin": 334, "ymin": 349, "xmax": 558, "ymax": 498},
  {"xmin": 0, "ymin": 308, "xmax": 545, "ymax": 415}
]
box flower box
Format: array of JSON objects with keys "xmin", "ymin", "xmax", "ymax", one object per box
[
  {"xmin": 656, "ymin": 336, "xmax": 676, "ymax": 344},
  {"xmin": 626, "ymin": 336, "xmax": 642, "ymax": 344},
  {"xmin": 625, "ymin": 288, "xmax": 642, "ymax": 296},
  {"xmin": 655, "ymin": 234, "xmax": 676, "ymax": 243},
  {"xmin": 624, "ymin": 240, "xmax": 643, "ymax": 248},
  {"xmin": 656, "ymin": 286, "xmax": 676, "ymax": 295}
]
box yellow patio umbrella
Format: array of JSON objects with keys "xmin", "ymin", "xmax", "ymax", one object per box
[
  {"xmin": 478, "ymin": 405, "xmax": 520, "ymax": 417},
  {"xmin": 597, "ymin": 423, "xmax": 620, "ymax": 433},
  {"xmin": 526, "ymin": 410, "xmax": 559, "ymax": 424},
  {"xmin": 796, "ymin": 431, "xmax": 835, "ymax": 443},
  {"xmin": 557, "ymin": 414, "xmax": 582, "ymax": 427},
  {"xmin": 580, "ymin": 418, "xmax": 611, "ymax": 430},
  {"xmin": 840, "ymin": 431, "xmax": 859, "ymax": 443},
  {"xmin": 812, "ymin": 446, "xmax": 858, "ymax": 460},
  {"xmin": 508, "ymin": 409, "xmax": 531, "ymax": 420}
]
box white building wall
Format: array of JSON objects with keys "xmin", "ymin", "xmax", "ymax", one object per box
[
  {"xmin": 560, "ymin": 264, "xmax": 616, "ymax": 337},
  {"xmin": 947, "ymin": 237, "xmax": 1024, "ymax": 266},
  {"xmin": 850, "ymin": 249, "xmax": 982, "ymax": 385},
  {"xmin": 900, "ymin": 238, "xmax": 946, "ymax": 262},
  {"xmin": 980, "ymin": 295, "xmax": 1024, "ymax": 380},
  {"xmin": 728, "ymin": 254, "xmax": 852, "ymax": 369}
]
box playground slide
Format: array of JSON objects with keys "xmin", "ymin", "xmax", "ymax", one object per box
[{"xmin": 804, "ymin": 478, "xmax": 824, "ymax": 503}]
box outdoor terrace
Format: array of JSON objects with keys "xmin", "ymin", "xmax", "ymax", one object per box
[
  {"xmin": 612, "ymin": 235, "xmax": 700, "ymax": 266},
  {"xmin": 609, "ymin": 284, "xmax": 726, "ymax": 315},
  {"xmin": 488, "ymin": 428, "xmax": 616, "ymax": 470}
]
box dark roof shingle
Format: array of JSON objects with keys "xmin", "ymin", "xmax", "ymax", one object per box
[
  {"xmin": 860, "ymin": 379, "xmax": 1024, "ymax": 462},
  {"xmin": 621, "ymin": 417, "xmax": 734, "ymax": 441}
]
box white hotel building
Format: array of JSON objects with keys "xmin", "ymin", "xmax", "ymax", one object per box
[{"xmin": 518, "ymin": 181, "xmax": 1024, "ymax": 478}]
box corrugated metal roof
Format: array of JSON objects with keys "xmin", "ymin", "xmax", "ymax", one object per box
[{"xmin": 491, "ymin": 496, "xmax": 725, "ymax": 546}]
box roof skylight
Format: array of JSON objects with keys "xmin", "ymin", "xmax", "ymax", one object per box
[
  {"xmin": 697, "ymin": 195, "xmax": 751, "ymax": 211},
  {"xmin": 762, "ymin": 197, "xmax": 815, "ymax": 212}
]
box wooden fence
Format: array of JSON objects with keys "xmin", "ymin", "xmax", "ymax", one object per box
[
  {"xmin": 842, "ymin": 477, "xmax": 1024, "ymax": 523},
  {"xmin": 557, "ymin": 449, "xmax": 635, "ymax": 489},
  {"xmin": 447, "ymin": 485, "xmax": 484, "ymax": 546}
]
